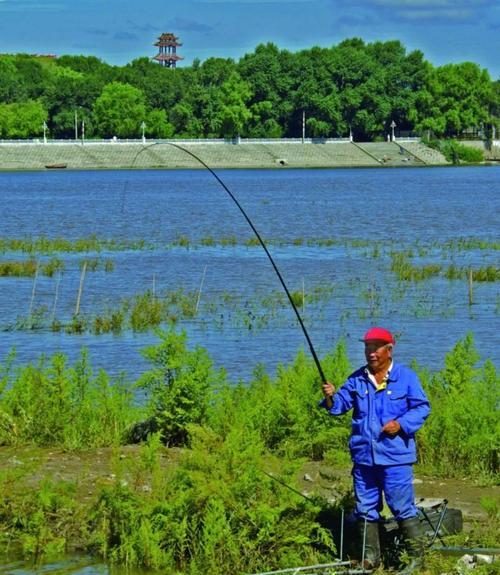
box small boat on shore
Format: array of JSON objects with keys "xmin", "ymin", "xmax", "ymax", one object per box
[{"xmin": 45, "ymin": 163, "xmax": 67, "ymax": 169}]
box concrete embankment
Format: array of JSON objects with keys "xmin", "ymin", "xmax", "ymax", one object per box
[{"xmin": 0, "ymin": 140, "xmax": 448, "ymax": 170}]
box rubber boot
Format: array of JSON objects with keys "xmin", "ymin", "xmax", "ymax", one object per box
[
  {"xmin": 398, "ymin": 516, "xmax": 427, "ymax": 572},
  {"xmin": 357, "ymin": 520, "xmax": 381, "ymax": 569}
]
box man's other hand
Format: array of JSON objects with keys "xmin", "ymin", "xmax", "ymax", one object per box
[{"xmin": 382, "ymin": 420, "xmax": 401, "ymax": 435}]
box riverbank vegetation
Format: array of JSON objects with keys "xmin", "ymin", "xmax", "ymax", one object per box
[
  {"xmin": 0, "ymin": 39, "xmax": 498, "ymax": 141},
  {"xmin": 0, "ymin": 331, "xmax": 498, "ymax": 571},
  {"xmin": 427, "ymin": 139, "xmax": 487, "ymax": 164}
]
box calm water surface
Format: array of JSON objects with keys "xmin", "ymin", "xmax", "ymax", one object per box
[{"xmin": 0, "ymin": 166, "xmax": 498, "ymax": 382}]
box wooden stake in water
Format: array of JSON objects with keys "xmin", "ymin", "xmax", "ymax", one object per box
[
  {"xmin": 468, "ymin": 268, "xmax": 473, "ymax": 306},
  {"xmin": 75, "ymin": 261, "xmax": 87, "ymax": 316},
  {"xmin": 195, "ymin": 265, "xmax": 208, "ymax": 315},
  {"xmin": 302, "ymin": 277, "xmax": 305, "ymax": 316},
  {"xmin": 52, "ymin": 272, "xmax": 62, "ymax": 322},
  {"xmin": 28, "ymin": 261, "xmax": 40, "ymax": 317}
]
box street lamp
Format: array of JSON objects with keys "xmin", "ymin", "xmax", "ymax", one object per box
[
  {"xmin": 43, "ymin": 121, "xmax": 48, "ymax": 144},
  {"xmin": 390, "ymin": 120, "xmax": 396, "ymax": 142},
  {"xmin": 81, "ymin": 121, "xmax": 85, "ymax": 145},
  {"xmin": 141, "ymin": 121, "xmax": 146, "ymax": 144},
  {"xmin": 74, "ymin": 109, "xmax": 78, "ymax": 140}
]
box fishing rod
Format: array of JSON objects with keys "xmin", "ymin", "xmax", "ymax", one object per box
[{"xmin": 125, "ymin": 141, "xmax": 327, "ymax": 384}]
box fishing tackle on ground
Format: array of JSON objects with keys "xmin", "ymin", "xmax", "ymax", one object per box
[{"xmin": 124, "ymin": 142, "xmax": 327, "ymax": 384}]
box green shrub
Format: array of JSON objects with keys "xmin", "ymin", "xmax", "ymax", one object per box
[
  {"xmin": 208, "ymin": 341, "xmax": 353, "ymax": 461},
  {"xmin": 0, "ymin": 349, "xmax": 138, "ymax": 449},
  {"xmin": 137, "ymin": 329, "xmax": 225, "ymax": 446},
  {"xmin": 416, "ymin": 334, "xmax": 499, "ymax": 478},
  {"xmin": 88, "ymin": 426, "xmax": 336, "ymax": 573},
  {"xmin": 430, "ymin": 139, "xmax": 484, "ymax": 163},
  {"xmin": 0, "ymin": 476, "xmax": 80, "ymax": 561}
]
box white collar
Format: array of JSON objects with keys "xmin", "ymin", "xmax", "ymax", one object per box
[{"xmin": 365, "ymin": 361, "xmax": 393, "ymax": 389}]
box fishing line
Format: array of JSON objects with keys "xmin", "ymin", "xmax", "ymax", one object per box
[{"xmin": 122, "ymin": 142, "xmax": 327, "ymax": 384}]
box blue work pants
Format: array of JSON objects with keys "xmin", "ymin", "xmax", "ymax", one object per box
[{"xmin": 352, "ymin": 463, "xmax": 418, "ymax": 522}]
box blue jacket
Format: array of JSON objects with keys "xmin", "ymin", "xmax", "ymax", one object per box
[{"xmin": 322, "ymin": 362, "xmax": 430, "ymax": 466}]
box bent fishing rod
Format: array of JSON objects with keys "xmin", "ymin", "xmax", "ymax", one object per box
[{"xmin": 125, "ymin": 141, "xmax": 327, "ymax": 384}]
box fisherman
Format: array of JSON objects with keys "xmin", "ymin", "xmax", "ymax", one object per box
[{"xmin": 321, "ymin": 327, "xmax": 430, "ymax": 568}]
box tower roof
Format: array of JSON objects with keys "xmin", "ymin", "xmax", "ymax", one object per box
[{"xmin": 155, "ymin": 32, "xmax": 182, "ymax": 47}]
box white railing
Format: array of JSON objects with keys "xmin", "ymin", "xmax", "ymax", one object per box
[{"xmin": 0, "ymin": 137, "xmax": 353, "ymax": 146}]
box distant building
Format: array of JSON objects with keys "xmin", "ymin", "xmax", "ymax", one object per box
[
  {"xmin": 0, "ymin": 53, "xmax": 57, "ymax": 59},
  {"xmin": 153, "ymin": 33, "xmax": 183, "ymax": 68}
]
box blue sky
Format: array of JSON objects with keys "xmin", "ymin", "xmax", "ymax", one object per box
[{"xmin": 0, "ymin": 0, "xmax": 498, "ymax": 79}]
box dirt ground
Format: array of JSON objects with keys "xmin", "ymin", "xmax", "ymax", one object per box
[{"xmin": 0, "ymin": 445, "xmax": 498, "ymax": 527}]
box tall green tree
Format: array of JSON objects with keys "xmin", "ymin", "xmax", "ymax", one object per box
[
  {"xmin": 0, "ymin": 100, "xmax": 47, "ymax": 139},
  {"xmin": 93, "ymin": 82, "xmax": 147, "ymax": 138},
  {"xmin": 0, "ymin": 57, "xmax": 25, "ymax": 103},
  {"xmin": 416, "ymin": 62, "xmax": 493, "ymax": 137},
  {"xmin": 211, "ymin": 72, "xmax": 252, "ymax": 138}
]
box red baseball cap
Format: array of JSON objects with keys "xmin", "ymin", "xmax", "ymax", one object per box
[{"xmin": 361, "ymin": 327, "xmax": 395, "ymax": 345}]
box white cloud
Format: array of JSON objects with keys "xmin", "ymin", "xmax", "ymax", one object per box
[{"xmin": 396, "ymin": 8, "xmax": 472, "ymax": 20}]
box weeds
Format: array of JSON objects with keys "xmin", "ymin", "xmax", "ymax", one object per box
[
  {"xmin": 416, "ymin": 334, "xmax": 499, "ymax": 478},
  {"xmin": 390, "ymin": 252, "xmax": 442, "ymax": 281},
  {"xmin": 0, "ymin": 257, "xmax": 114, "ymax": 278},
  {"xmin": 0, "ymin": 331, "xmax": 498, "ymax": 571},
  {"xmin": 0, "ymin": 235, "xmax": 150, "ymax": 255},
  {"xmin": 0, "ymin": 349, "xmax": 138, "ymax": 449},
  {"xmin": 0, "ymin": 258, "xmax": 64, "ymax": 278}
]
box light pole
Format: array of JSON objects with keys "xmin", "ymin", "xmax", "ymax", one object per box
[
  {"xmin": 302, "ymin": 111, "xmax": 305, "ymax": 143},
  {"xmin": 390, "ymin": 120, "xmax": 396, "ymax": 142},
  {"xmin": 43, "ymin": 121, "xmax": 48, "ymax": 144},
  {"xmin": 141, "ymin": 121, "xmax": 146, "ymax": 144},
  {"xmin": 81, "ymin": 121, "xmax": 85, "ymax": 145},
  {"xmin": 74, "ymin": 110, "xmax": 78, "ymax": 140}
]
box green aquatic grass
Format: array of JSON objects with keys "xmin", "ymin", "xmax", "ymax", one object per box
[
  {"xmin": 0, "ymin": 235, "xmax": 151, "ymax": 255},
  {"xmin": 0, "ymin": 258, "xmax": 65, "ymax": 278},
  {"xmin": 1, "ymin": 235, "xmax": 498, "ymax": 257},
  {"xmin": 8, "ymin": 283, "xmax": 335, "ymax": 336},
  {"xmin": 0, "ymin": 257, "xmax": 114, "ymax": 278},
  {"xmin": 390, "ymin": 252, "xmax": 442, "ymax": 281}
]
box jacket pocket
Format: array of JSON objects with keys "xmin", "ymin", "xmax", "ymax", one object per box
[
  {"xmin": 386, "ymin": 391, "xmax": 408, "ymax": 419},
  {"xmin": 352, "ymin": 388, "xmax": 369, "ymax": 417}
]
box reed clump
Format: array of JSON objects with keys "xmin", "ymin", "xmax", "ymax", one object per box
[
  {"xmin": 0, "ymin": 258, "xmax": 65, "ymax": 277},
  {"xmin": 444, "ymin": 264, "xmax": 499, "ymax": 282},
  {"xmin": 0, "ymin": 235, "xmax": 151, "ymax": 255},
  {"xmin": 390, "ymin": 252, "xmax": 442, "ymax": 281}
]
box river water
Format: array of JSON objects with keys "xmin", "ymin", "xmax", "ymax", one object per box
[
  {"xmin": 0, "ymin": 166, "xmax": 498, "ymax": 384},
  {"xmin": 0, "ymin": 165, "xmax": 499, "ymax": 573}
]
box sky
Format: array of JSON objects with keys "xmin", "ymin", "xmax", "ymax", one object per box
[{"xmin": 0, "ymin": 0, "xmax": 498, "ymax": 79}]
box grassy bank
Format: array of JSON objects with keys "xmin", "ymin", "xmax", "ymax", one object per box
[{"xmin": 0, "ymin": 331, "xmax": 498, "ymax": 572}]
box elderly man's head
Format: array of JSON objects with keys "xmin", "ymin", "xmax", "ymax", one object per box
[{"xmin": 361, "ymin": 327, "xmax": 394, "ymax": 372}]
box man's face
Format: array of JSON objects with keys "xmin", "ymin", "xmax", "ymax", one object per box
[{"xmin": 364, "ymin": 340, "xmax": 392, "ymax": 372}]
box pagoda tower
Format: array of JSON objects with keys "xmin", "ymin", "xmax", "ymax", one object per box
[{"xmin": 153, "ymin": 33, "xmax": 183, "ymax": 68}]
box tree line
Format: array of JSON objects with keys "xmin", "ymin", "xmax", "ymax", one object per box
[{"xmin": 0, "ymin": 38, "xmax": 498, "ymax": 141}]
